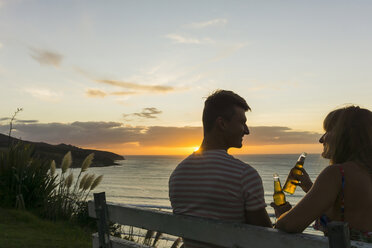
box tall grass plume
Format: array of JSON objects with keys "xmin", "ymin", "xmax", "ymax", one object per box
[
  {"xmin": 45, "ymin": 152, "xmax": 103, "ymax": 220},
  {"xmin": 61, "ymin": 151, "xmax": 72, "ymax": 173}
]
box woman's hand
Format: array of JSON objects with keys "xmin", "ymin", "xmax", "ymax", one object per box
[
  {"xmin": 270, "ymin": 202, "xmax": 292, "ymax": 218},
  {"xmin": 292, "ymin": 167, "xmax": 313, "ymax": 193}
]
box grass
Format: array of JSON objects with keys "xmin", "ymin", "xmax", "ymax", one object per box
[{"xmin": 0, "ymin": 208, "xmax": 92, "ymax": 248}]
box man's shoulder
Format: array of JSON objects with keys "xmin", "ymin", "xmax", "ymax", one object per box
[
  {"xmin": 224, "ymin": 153, "xmax": 257, "ymax": 171},
  {"xmin": 177, "ymin": 150, "xmax": 256, "ymax": 171},
  {"xmin": 229, "ymin": 156, "xmax": 260, "ymax": 178},
  {"xmin": 181, "ymin": 150, "xmax": 238, "ymax": 164}
]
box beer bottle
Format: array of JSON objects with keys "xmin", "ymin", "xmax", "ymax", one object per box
[
  {"xmin": 273, "ymin": 173, "xmax": 286, "ymax": 206},
  {"xmin": 283, "ymin": 152, "xmax": 307, "ymax": 194}
]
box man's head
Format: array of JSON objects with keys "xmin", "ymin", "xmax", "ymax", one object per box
[{"xmin": 202, "ymin": 90, "xmax": 250, "ymax": 149}]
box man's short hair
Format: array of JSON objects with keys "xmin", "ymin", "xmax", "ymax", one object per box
[{"xmin": 202, "ymin": 90, "xmax": 250, "ymax": 133}]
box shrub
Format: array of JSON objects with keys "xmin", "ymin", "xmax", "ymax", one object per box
[
  {"xmin": 0, "ymin": 109, "xmax": 103, "ymax": 225},
  {"xmin": 0, "ymin": 142, "xmax": 103, "ymax": 225},
  {"xmin": 0, "ymin": 142, "xmax": 56, "ymax": 210}
]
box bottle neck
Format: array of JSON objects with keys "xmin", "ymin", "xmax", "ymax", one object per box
[
  {"xmin": 295, "ymin": 156, "xmax": 305, "ymax": 168},
  {"xmin": 274, "ymin": 179, "xmax": 283, "ymax": 192},
  {"xmin": 297, "ymin": 156, "xmax": 306, "ymax": 164},
  {"xmin": 295, "ymin": 163, "xmax": 304, "ymax": 169}
]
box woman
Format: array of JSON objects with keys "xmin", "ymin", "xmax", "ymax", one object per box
[{"xmin": 273, "ymin": 105, "xmax": 372, "ymax": 242}]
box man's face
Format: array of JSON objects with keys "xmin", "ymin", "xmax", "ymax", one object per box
[{"xmin": 224, "ymin": 106, "xmax": 249, "ymax": 148}]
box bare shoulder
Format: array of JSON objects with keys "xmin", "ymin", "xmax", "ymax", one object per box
[
  {"xmin": 327, "ymin": 161, "xmax": 368, "ymax": 177},
  {"xmin": 342, "ymin": 161, "xmax": 370, "ymax": 173},
  {"xmin": 340, "ymin": 161, "xmax": 372, "ymax": 187},
  {"xmin": 313, "ymin": 165, "xmax": 342, "ymax": 189},
  {"xmin": 318, "ymin": 164, "xmax": 342, "ymax": 178}
]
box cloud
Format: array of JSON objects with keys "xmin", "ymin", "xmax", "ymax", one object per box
[
  {"xmin": 137, "ymin": 126, "xmax": 202, "ymax": 147},
  {"xmin": 246, "ymin": 126, "xmax": 320, "ymax": 145},
  {"xmin": 110, "ymin": 91, "xmax": 139, "ymax": 96},
  {"xmin": 0, "ymin": 121, "xmax": 141, "ymax": 146},
  {"xmin": 123, "ymin": 108, "xmax": 162, "ymax": 120},
  {"xmin": 133, "ymin": 108, "xmax": 162, "ymax": 118},
  {"xmin": 0, "ymin": 117, "xmax": 39, "ymax": 124},
  {"xmin": 188, "ymin": 19, "xmax": 228, "ymax": 29},
  {"xmin": 15, "ymin": 119, "xmax": 39, "ymax": 124},
  {"xmin": 95, "ymin": 79, "xmax": 174, "ymax": 93},
  {"xmin": 85, "ymin": 89, "xmax": 107, "ymax": 98},
  {"xmin": 0, "ymin": 122, "xmax": 321, "ymax": 149},
  {"xmin": 0, "ymin": 42, "xmax": 3, "ymax": 49},
  {"xmin": 165, "ymin": 34, "xmax": 214, "ymax": 44},
  {"xmin": 29, "ymin": 48, "xmax": 63, "ymax": 67},
  {"xmin": 24, "ymin": 88, "xmax": 61, "ymax": 102},
  {"xmin": 85, "ymin": 89, "xmax": 147, "ymax": 98},
  {"xmin": 76, "ymin": 67, "xmax": 179, "ymax": 98}
]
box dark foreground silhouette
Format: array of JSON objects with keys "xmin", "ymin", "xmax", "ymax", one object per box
[{"xmin": 0, "ymin": 133, "xmax": 124, "ymax": 167}]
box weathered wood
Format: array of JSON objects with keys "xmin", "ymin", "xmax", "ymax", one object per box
[
  {"xmin": 94, "ymin": 193, "xmax": 112, "ymax": 248},
  {"xmin": 88, "ymin": 201, "xmax": 372, "ymax": 248},
  {"xmin": 92, "ymin": 233, "xmax": 151, "ymax": 248},
  {"xmin": 89, "ymin": 201, "xmax": 327, "ymax": 248},
  {"xmin": 328, "ymin": 222, "xmax": 351, "ymax": 248}
]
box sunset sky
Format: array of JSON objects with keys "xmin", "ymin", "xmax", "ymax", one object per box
[{"xmin": 1, "ymin": 1, "xmax": 372, "ymax": 155}]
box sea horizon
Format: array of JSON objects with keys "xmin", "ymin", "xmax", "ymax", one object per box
[
  {"xmin": 121, "ymin": 153, "xmax": 322, "ymax": 157},
  {"xmin": 87, "ymin": 153, "xmax": 328, "ymax": 207},
  {"xmin": 83, "ymin": 153, "xmax": 328, "ymax": 236}
]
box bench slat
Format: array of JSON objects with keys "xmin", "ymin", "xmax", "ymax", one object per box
[
  {"xmin": 88, "ymin": 200, "xmax": 372, "ymax": 248},
  {"xmin": 89, "ymin": 201, "xmax": 329, "ymax": 248}
]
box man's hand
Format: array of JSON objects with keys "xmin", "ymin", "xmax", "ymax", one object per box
[
  {"xmin": 270, "ymin": 202, "xmax": 292, "ymax": 218},
  {"xmin": 291, "ymin": 167, "xmax": 313, "ymax": 193}
]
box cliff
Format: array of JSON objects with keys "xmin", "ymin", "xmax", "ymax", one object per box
[{"xmin": 0, "ymin": 133, "xmax": 125, "ymax": 167}]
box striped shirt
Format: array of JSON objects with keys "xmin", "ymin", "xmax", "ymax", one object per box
[{"xmin": 169, "ymin": 150, "xmax": 266, "ymax": 247}]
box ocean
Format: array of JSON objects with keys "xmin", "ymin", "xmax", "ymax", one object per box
[
  {"xmin": 75, "ymin": 153, "xmax": 330, "ymax": 241},
  {"xmin": 85, "ymin": 153, "xmax": 329, "ymax": 221}
]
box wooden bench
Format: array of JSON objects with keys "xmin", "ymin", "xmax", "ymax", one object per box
[{"xmin": 88, "ymin": 192, "xmax": 372, "ymax": 248}]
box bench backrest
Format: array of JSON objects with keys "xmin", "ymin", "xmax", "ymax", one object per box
[{"xmin": 88, "ymin": 192, "xmax": 372, "ymax": 248}]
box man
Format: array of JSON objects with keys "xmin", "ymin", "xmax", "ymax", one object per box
[{"xmin": 169, "ymin": 90, "xmax": 272, "ymax": 247}]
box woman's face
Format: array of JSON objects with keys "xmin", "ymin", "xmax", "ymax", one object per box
[
  {"xmin": 319, "ymin": 131, "xmax": 331, "ymax": 159},
  {"xmin": 319, "ymin": 132, "xmax": 328, "ymax": 144}
]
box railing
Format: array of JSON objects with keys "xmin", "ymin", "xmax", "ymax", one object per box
[{"xmin": 88, "ymin": 192, "xmax": 372, "ymax": 248}]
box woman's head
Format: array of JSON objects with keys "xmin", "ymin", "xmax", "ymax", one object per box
[{"xmin": 320, "ymin": 105, "xmax": 372, "ymax": 171}]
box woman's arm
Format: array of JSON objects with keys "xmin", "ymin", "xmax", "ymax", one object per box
[{"xmin": 275, "ymin": 165, "xmax": 342, "ymax": 233}]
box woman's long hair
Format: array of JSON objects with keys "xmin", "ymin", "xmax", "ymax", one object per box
[{"xmin": 323, "ymin": 105, "xmax": 372, "ymax": 173}]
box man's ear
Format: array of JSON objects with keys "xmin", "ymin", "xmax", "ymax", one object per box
[{"xmin": 216, "ymin": 116, "xmax": 227, "ymax": 130}]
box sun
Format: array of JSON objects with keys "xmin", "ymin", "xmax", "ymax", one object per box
[{"xmin": 193, "ymin": 146, "xmax": 200, "ymax": 152}]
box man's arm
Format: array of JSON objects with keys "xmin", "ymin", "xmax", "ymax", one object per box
[
  {"xmin": 245, "ymin": 208, "xmax": 272, "ymax": 227},
  {"xmin": 241, "ymin": 167, "xmax": 272, "ymax": 227}
]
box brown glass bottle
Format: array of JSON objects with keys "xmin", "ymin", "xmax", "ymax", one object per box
[
  {"xmin": 283, "ymin": 152, "xmax": 307, "ymax": 194},
  {"xmin": 273, "ymin": 173, "xmax": 286, "ymax": 206}
]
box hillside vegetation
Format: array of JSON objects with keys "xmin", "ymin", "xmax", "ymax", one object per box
[{"xmin": 0, "ymin": 133, "xmax": 124, "ymax": 167}]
